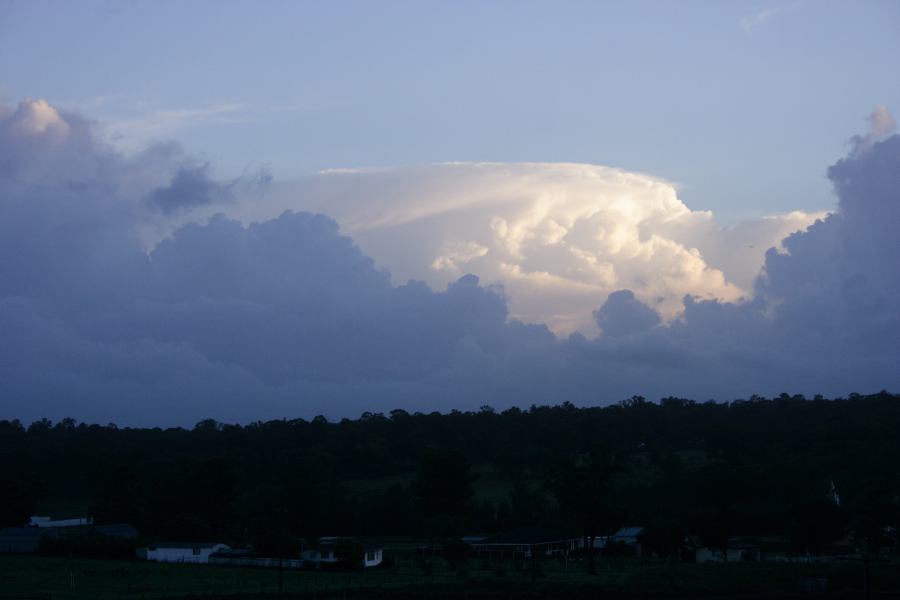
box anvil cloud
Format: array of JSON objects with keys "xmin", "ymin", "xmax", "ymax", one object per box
[{"xmin": 250, "ymin": 163, "xmax": 822, "ymax": 334}]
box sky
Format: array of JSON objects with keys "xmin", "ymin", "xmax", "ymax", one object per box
[
  {"xmin": 0, "ymin": 1, "xmax": 898, "ymax": 425},
  {"xmin": 2, "ymin": 1, "xmax": 898, "ymax": 219}
]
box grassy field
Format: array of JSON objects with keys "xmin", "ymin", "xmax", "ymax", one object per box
[{"xmin": 1, "ymin": 553, "xmax": 898, "ymax": 600}]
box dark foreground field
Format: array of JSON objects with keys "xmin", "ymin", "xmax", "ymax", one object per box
[{"xmin": 1, "ymin": 555, "xmax": 898, "ymax": 600}]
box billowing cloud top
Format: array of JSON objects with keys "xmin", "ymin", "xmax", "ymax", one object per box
[
  {"xmin": 251, "ymin": 164, "xmax": 822, "ymax": 334},
  {"xmin": 0, "ymin": 100, "xmax": 897, "ymax": 425}
]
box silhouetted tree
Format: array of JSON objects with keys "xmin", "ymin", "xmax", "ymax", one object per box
[
  {"xmin": 413, "ymin": 448, "xmax": 476, "ymax": 518},
  {"xmin": 548, "ymin": 450, "xmax": 617, "ymax": 572},
  {"xmin": 787, "ymin": 495, "xmax": 846, "ymax": 555},
  {"xmin": 639, "ymin": 519, "xmax": 687, "ymax": 559}
]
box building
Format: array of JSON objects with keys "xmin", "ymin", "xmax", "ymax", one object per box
[
  {"xmin": 470, "ymin": 527, "xmax": 584, "ymax": 559},
  {"xmin": 611, "ymin": 526, "xmax": 644, "ymax": 545},
  {"xmin": 363, "ymin": 545, "xmax": 384, "ymax": 568},
  {"xmin": 695, "ymin": 537, "xmax": 762, "ymax": 562},
  {"xmin": 301, "ymin": 537, "xmax": 383, "ymax": 569},
  {"xmin": 137, "ymin": 542, "xmax": 230, "ymax": 564},
  {"xmin": 209, "ymin": 548, "xmax": 305, "ymax": 569},
  {"xmin": 28, "ymin": 516, "xmax": 93, "ymax": 528}
]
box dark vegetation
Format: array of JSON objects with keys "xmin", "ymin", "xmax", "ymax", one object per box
[
  {"xmin": 1, "ymin": 391, "xmax": 898, "ymax": 559},
  {"xmin": 3, "ymin": 553, "xmax": 899, "ymax": 600}
]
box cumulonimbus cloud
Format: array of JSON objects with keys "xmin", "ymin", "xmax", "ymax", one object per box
[
  {"xmin": 235, "ymin": 164, "xmax": 823, "ymax": 334},
  {"xmin": 0, "ymin": 99, "xmax": 896, "ymax": 426}
]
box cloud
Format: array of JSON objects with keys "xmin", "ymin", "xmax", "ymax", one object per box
[
  {"xmin": 593, "ymin": 290, "xmax": 661, "ymax": 338},
  {"xmin": 0, "ymin": 98, "xmax": 896, "ymax": 425},
  {"xmin": 104, "ymin": 103, "xmax": 245, "ymax": 148},
  {"xmin": 848, "ymin": 104, "xmax": 897, "ymax": 155},
  {"xmin": 248, "ymin": 163, "xmax": 821, "ymax": 335},
  {"xmin": 591, "ymin": 105, "xmax": 900, "ymax": 395},
  {"xmin": 66, "ymin": 96, "xmax": 314, "ymax": 153},
  {"xmin": 145, "ymin": 164, "xmax": 233, "ymax": 214},
  {"xmin": 739, "ymin": 6, "xmax": 782, "ymax": 33}
]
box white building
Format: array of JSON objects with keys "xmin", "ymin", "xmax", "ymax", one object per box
[
  {"xmin": 137, "ymin": 542, "xmax": 230, "ymax": 564},
  {"xmin": 28, "ymin": 516, "xmax": 93, "ymax": 528},
  {"xmin": 363, "ymin": 546, "xmax": 384, "ymax": 568},
  {"xmin": 302, "ymin": 537, "xmax": 383, "ymax": 568}
]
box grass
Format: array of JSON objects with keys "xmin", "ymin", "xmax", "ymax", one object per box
[
  {"xmin": 0, "ymin": 555, "xmax": 391, "ymax": 598},
  {"xmin": 1, "ymin": 553, "xmax": 897, "ymax": 600}
]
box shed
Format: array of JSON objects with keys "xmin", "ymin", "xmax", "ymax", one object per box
[
  {"xmin": 137, "ymin": 541, "xmax": 229, "ymax": 564},
  {"xmin": 471, "ymin": 527, "xmax": 583, "ymax": 559}
]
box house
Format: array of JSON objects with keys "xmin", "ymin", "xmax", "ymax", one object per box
[
  {"xmin": 0, "ymin": 527, "xmax": 59, "ymax": 554},
  {"xmin": 470, "ymin": 527, "xmax": 583, "ymax": 559},
  {"xmin": 137, "ymin": 542, "xmax": 230, "ymax": 564},
  {"xmin": 28, "ymin": 515, "xmax": 93, "ymax": 528},
  {"xmin": 301, "ymin": 537, "xmax": 383, "ymax": 568},
  {"xmin": 695, "ymin": 537, "xmax": 761, "ymax": 562},
  {"xmin": 363, "ymin": 545, "xmax": 383, "ymax": 568}
]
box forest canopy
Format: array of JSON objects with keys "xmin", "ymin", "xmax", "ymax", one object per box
[{"xmin": 1, "ymin": 392, "xmax": 897, "ymax": 557}]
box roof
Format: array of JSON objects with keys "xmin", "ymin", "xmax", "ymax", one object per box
[
  {"xmin": 309, "ymin": 536, "xmax": 382, "ymax": 551},
  {"xmin": 613, "ymin": 526, "xmax": 644, "ymax": 538},
  {"xmin": 210, "ymin": 548, "xmax": 255, "ymax": 559},
  {"xmin": 476, "ymin": 526, "xmax": 582, "ymax": 546},
  {"xmin": 147, "ymin": 541, "xmax": 228, "ymax": 550}
]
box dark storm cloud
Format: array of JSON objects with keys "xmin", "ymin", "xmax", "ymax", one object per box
[
  {"xmin": 593, "ymin": 290, "xmax": 661, "ymax": 337},
  {"xmin": 0, "ymin": 100, "xmax": 897, "ymax": 425},
  {"xmin": 581, "ymin": 109, "xmax": 900, "ymax": 396},
  {"xmin": 146, "ymin": 164, "xmax": 229, "ymax": 214}
]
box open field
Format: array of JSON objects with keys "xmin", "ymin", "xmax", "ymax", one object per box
[{"xmin": 1, "ymin": 554, "xmax": 899, "ymax": 599}]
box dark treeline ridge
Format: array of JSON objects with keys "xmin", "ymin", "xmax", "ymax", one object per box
[{"xmin": 1, "ymin": 391, "xmax": 898, "ymax": 558}]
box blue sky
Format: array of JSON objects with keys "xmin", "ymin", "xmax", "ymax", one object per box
[
  {"xmin": 1, "ymin": 1, "xmax": 899, "ymax": 423},
  {"xmin": 2, "ymin": 0, "xmax": 898, "ymax": 221}
]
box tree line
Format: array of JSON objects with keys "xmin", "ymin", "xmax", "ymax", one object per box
[{"xmin": 1, "ymin": 391, "xmax": 898, "ymax": 558}]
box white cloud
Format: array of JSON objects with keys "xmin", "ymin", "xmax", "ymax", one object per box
[
  {"xmin": 869, "ymin": 104, "xmax": 896, "ymax": 137},
  {"xmin": 848, "ymin": 104, "xmax": 898, "ymax": 155},
  {"xmin": 242, "ymin": 163, "xmax": 821, "ymax": 335},
  {"xmin": 104, "ymin": 103, "xmax": 245, "ymax": 149},
  {"xmin": 9, "ymin": 98, "xmax": 70, "ymax": 135}
]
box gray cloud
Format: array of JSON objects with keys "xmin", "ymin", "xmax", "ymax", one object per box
[
  {"xmin": 145, "ymin": 164, "xmax": 230, "ymax": 214},
  {"xmin": 0, "ymin": 100, "xmax": 897, "ymax": 425},
  {"xmin": 583, "ymin": 107, "xmax": 900, "ymax": 397},
  {"xmin": 593, "ymin": 290, "xmax": 661, "ymax": 337}
]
